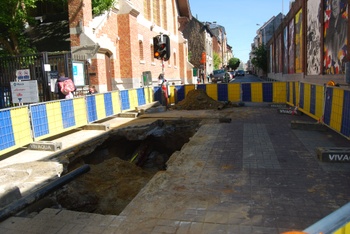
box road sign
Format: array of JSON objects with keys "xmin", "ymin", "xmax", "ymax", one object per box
[{"xmin": 10, "ymin": 80, "xmax": 39, "ymax": 103}]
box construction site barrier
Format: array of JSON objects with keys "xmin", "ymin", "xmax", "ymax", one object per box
[
  {"xmin": 0, "ymin": 106, "xmax": 33, "ymax": 154},
  {"xmin": 0, "ymin": 88, "xmax": 152, "ymax": 155}
]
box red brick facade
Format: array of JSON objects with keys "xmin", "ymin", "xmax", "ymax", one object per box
[{"xmin": 68, "ymin": 0, "xmax": 191, "ymax": 92}]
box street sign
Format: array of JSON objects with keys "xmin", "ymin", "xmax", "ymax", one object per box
[
  {"xmin": 16, "ymin": 69, "xmax": 31, "ymax": 80},
  {"xmin": 10, "ymin": 80, "xmax": 39, "ymax": 103}
]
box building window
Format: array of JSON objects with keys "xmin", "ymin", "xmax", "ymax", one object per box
[
  {"xmin": 173, "ymin": 52, "xmax": 176, "ymax": 67},
  {"xmin": 139, "ymin": 40, "xmax": 144, "ymax": 61},
  {"xmin": 162, "ymin": 0, "xmax": 167, "ymax": 30},
  {"xmin": 153, "ymin": 0, "xmax": 160, "ymax": 26},
  {"xmin": 143, "ymin": 0, "xmax": 151, "ymax": 21}
]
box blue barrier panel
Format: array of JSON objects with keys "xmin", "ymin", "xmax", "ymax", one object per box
[
  {"xmin": 120, "ymin": 90, "xmax": 130, "ymax": 111},
  {"xmin": 197, "ymin": 84, "xmax": 206, "ymax": 91},
  {"xmin": 341, "ymin": 90, "xmax": 350, "ymax": 137},
  {"xmin": 0, "ymin": 109, "xmax": 15, "ymax": 150},
  {"xmin": 310, "ymin": 84, "xmax": 316, "ymax": 115},
  {"xmin": 31, "ymin": 104, "xmax": 49, "ymax": 138},
  {"xmin": 86, "ymin": 95, "xmax": 97, "ymax": 123},
  {"xmin": 218, "ymin": 83, "xmax": 228, "ymax": 101},
  {"xmin": 137, "ymin": 88, "xmax": 146, "ymax": 106},
  {"xmin": 153, "ymin": 87, "xmax": 162, "ymax": 103},
  {"xmin": 241, "ymin": 83, "xmax": 251, "ymax": 102},
  {"xmin": 176, "ymin": 86, "xmax": 185, "ymax": 102},
  {"xmin": 60, "ymin": 99, "xmax": 76, "ymax": 129},
  {"xmin": 263, "ymin": 83, "xmax": 273, "ymax": 102},
  {"xmin": 324, "ymin": 87, "xmax": 333, "ymax": 125},
  {"xmin": 299, "ymin": 83, "xmax": 305, "ymax": 108},
  {"xmin": 104, "ymin": 93, "xmax": 113, "ymax": 117},
  {"xmin": 293, "ymin": 82, "xmax": 297, "ymax": 105}
]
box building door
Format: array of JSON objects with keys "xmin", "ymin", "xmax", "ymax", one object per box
[{"xmin": 105, "ymin": 54, "xmax": 112, "ymax": 91}]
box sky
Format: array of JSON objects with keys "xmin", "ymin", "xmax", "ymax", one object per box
[{"xmin": 188, "ymin": 0, "xmax": 292, "ymax": 64}]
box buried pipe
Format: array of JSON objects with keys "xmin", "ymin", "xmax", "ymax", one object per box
[{"xmin": 0, "ymin": 164, "xmax": 90, "ymax": 222}]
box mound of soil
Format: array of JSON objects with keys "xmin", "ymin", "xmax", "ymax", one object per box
[{"xmin": 174, "ymin": 89, "xmax": 224, "ymax": 110}]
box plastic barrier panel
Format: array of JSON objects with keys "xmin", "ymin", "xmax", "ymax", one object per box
[
  {"xmin": 60, "ymin": 99, "xmax": 76, "ymax": 129},
  {"xmin": 273, "ymin": 82, "xmax": 287, "ymax": 103},
  {"xmin": 136, "ymin": 88, "xmax": 146, "ymax": 106},
  {"xmin": 0, "ymin": 106, "xmax": 32, "ymax": 155},
  {"xmin": 299, "ymin": 82, "xmax": 305, "ymax": 109},
  {"xmin": 31, "ymin": 103, "xmax": 50, "ymax": 138},
  {"xmin": 128, "ymin": 89, "xmax": 138, "ymax": 111},
  {"xmin": 175, "ymin": 86, "xmax": 185, "ymax": 103},
  {"xmin": 72, "ymin": 97, "xmax": 88, "ymax": 128},
  {"xmin": 104, "ymin": 92, "xmax": 114, "ymax": 117},
  {"xmin": 111, "ymin": 91, "xmax": 121, "ymax": 114},
  {"xmin": 217, "ymin": 83, "xmax": 228, "ymax": 101},
  {"xmin": 86, "ymin": 95, "xmax": 97, "ymax": 123},
  {"xmin": 206, "ymin": 84, "xmax": 218, "ymax": 101},
  {"xmin": 241, "ymin": 83, "xmax": 252, "ymax": 102},
  {"xmin": 120, "ymin": 90, "xmax": 130, "ymax": 111},
  {"xmin": 228, "ymin": 83, "xmax": 241, "ymax": 102},
  {"xmin": 262, "ymin": 83, "xmax": 273, "ymax": 102},
  {"xmin": 94, "ymin": 93, "xmax": 106, "ymax": 120},
  {"xmin": 341, "ymin": 90, "xmax": 350, "ymax": 137},
  {"xmin": 251, "ymin": 83, "xmax": 263, "ymax": 102},
  {"xmin": 330, "ymin": 88, "xmax": 344, "ymax": 132}
]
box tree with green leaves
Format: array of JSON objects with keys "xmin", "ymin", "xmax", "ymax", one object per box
[
  {"xmin": 251, "ymin": 44, "xmax": 268, "ymax": 76},
  {"xmin": 213, "ymin": 52, "xmax": 221, "ymax": 70},
  {"xmin": 0, "ymin": 0, "xmax": 115, "ymax": 56},
  {"xmin": 0, "ymin": 0, "xmax": 37, "ymax": 56},
  {"xmin": 228, "ymin": 57, "xmax": 240, "ymax": 71}
]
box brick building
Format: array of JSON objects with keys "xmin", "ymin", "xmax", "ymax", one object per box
[{"xmin": 68, "ymin": 0, "xmax": 192, "ymax": 92}]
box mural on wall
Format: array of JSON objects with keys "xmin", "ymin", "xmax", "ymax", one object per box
[
  {"xmin": 324, "ymin": 0, "xmax": 348, "ymax": 74},
  {"xmin": 283, "ymin": 26, "xmax": 289, "ymax": 74},
  {"xmin": 288, "ymin": 19, "xmax": 295, "ymax": 73},
  {"xmin": 307, "ymin": 0, "xmax": 322, "ymax": 75},
  {"xmin": 295, "ymin": 9, "xmax": 303, "ymax": 73}
]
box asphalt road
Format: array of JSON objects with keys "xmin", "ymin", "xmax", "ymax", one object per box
[{"xmin": 230, "ymin": 74, "xmax": 263, "ymax": 83}]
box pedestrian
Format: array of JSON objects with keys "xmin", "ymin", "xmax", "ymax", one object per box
[
  {"xmin": 88, "ymin": 85, "xmax": 98, "ymax": 94},
  {"xmin": 55, "ymin": 72, "xmax": 76, "ymax": 99}
]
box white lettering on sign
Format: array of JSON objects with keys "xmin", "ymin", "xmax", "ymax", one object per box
[
  {"xmin": 30, "ymin": 144, "xmax": 53, "ymax": 150},
  {"xmin": 328, "ymin": 154, "xmax": 350, "ymax": 161}
]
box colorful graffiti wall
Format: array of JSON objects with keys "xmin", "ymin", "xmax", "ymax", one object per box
[
  {"xmin": 324, "ymin": 0, "xmax": 348, "ymax": 74},
  {"xmin": 307, "ymin": 0, "xmax": 322, "ymax": 75}
]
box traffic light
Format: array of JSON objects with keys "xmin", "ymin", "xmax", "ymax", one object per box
[{"xmin": 153, "ymin": 34, "xmax": 170, "ymax": 61}]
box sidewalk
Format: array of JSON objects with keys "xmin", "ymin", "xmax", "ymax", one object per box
[{"xmin": 0, "ymin": 103, "xmax": 349, "ymax": 234}]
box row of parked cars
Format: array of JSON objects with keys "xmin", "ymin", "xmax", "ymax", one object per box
[{"xmin": 211, "ymin": 69, "xmax": 245, "ymax": 83}]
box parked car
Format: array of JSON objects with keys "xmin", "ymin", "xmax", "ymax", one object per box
[
  {"xmin": 236, "ymin": 70, "xmax": 245, "ymax": 76},
  {"xmin": 211, "ymin": 69, "xmax": 226, "ymax": 83}
]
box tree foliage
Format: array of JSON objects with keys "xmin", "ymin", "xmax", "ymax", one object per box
[
  {"xmin": 213, "ymin": 52, "xmax": 221, "ymax": 70},
  {"xmin": 0, "ymin": 0, "xmax": 37, "ymax": 56},
  {"xmin": 228, "ymin": 57, "xmax": 240, "ymax": 71},
  {"xmin": 0, "ymin": 0, "xmax": 115, "ymax": 56},
  {"xmin": 251, "ymin": 44, "xmax": 268, "ymax": 75}
]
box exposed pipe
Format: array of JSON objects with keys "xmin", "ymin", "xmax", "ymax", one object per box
[{"xmin": 0, "ymin": 164, "xmax": 90, "ymax": 222}]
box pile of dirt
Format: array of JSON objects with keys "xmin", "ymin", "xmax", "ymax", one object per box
[
  {"xmin": 55, "ymin": 157, "xmax": 155, "ymax": 215},
  {"xmin": 174, "ymin": 89, "xmax": 224, "ymax": 110}
]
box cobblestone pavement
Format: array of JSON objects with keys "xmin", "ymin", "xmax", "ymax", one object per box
[{"xmin": 0, "ymin": 103, "xmax": 349, "ymax": 234}]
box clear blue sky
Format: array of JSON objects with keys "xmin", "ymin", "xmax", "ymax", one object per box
[{"xmin": 188, "ymin": 0, "xmax": 291, "ymax": 63}]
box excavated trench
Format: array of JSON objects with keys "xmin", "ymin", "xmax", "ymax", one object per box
[{"xmin": 49, "ymin": 119, "xmax": 200, "ymax": 215}]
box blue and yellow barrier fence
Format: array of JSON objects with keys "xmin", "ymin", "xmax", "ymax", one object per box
[
  {"xmin": 0, "ymin": 88, "xmax": 151, "ymax": 155},
  {"xmin": 1, "ymin": 82, "xmax": 349, "ymax": 155}
]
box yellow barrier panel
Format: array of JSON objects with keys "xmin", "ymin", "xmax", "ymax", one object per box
[
  {"xmin": 46, "ymin": 101, "xmax": 63, "ymax": 135},
  {"xmin": 95, "ymin": 93, "xmax": 106, "ymax": 120},
  {"xmin": 303, "ymin": 83, "xmax": 311, "ymax": 113},
  {"xmin": 168, "ymin": 86, "xmax": 176, "ymax": 104},
  {"xmin": 330, "ymin": 88, "xmax": 344, "ymax": 132},
  {"xmin": 10, "ymin": 106, "xmax": 33, "ymax": 149},
  {"xmin": 185, "ymin": 85, "xmax": 195, "ymax": 96},
  {"xmin": 251, "ymin": 83, "xmax": 263, "ymax": 102},
  {"xmin": 144, "ymin": 87, "xmax": 153, "ymax": 104},
  {"xmin": 273, "ymin": 82, "xmax": 287, "ymax": 103},
  {"xmin": 128, "ymin": 89, "xmax": 138, "ymax": 111},
  {"xmin": 228, "ymin": 83, "xmax": 240, "ymax": 102},
  {"xmin": 334, "ymin": 221, "xmax": 350, "ymax": 234},
  {"xmin": 315, "ymin": 85, "xmax": 324, "ymax": 120},
  {"xmin": 72, "ymin": 97, "xmax": 88, "ymax": 127},
  {"xmin": 112, "ymin": 91, "xmax": 121, "ymax": 114},
  {"xmin": 206, "ymin": 84, "xmax": 218, "ymax": 101}
]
